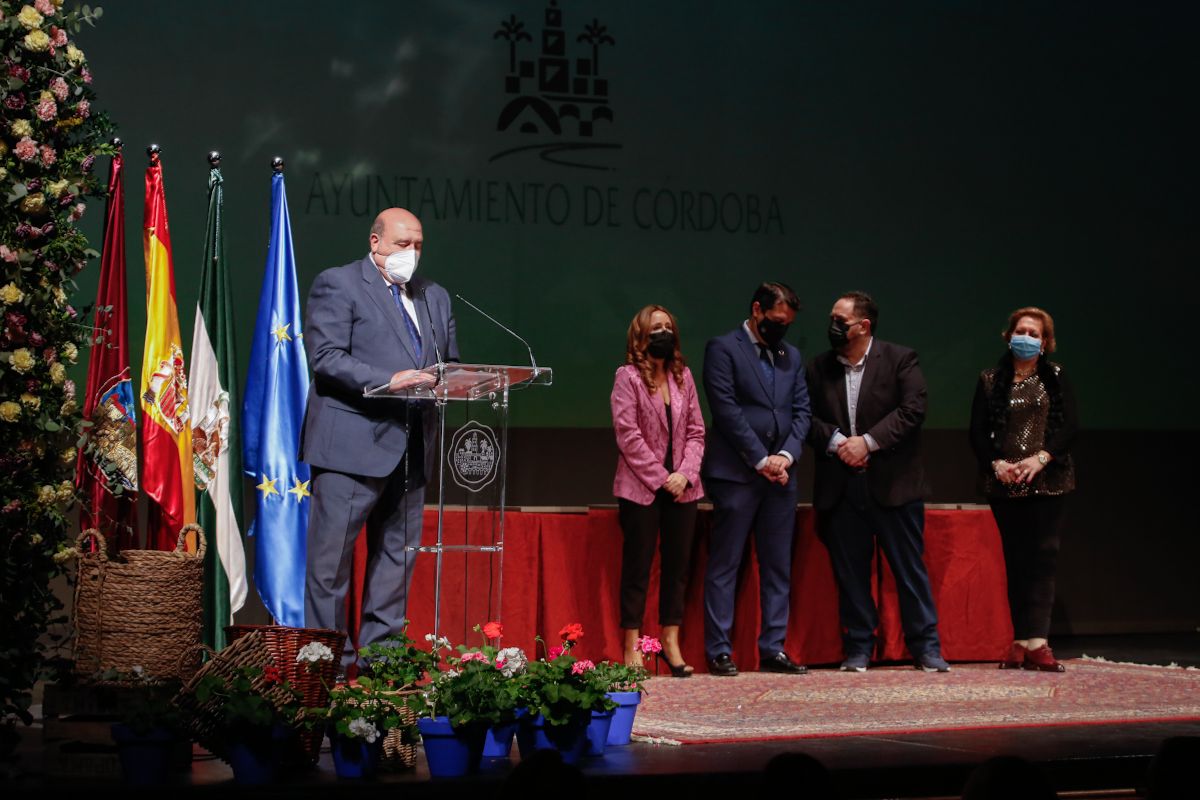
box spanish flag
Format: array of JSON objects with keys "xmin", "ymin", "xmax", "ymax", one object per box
[{"xmin": 140, "ymin": 150, "xmax": 194, "ymax": 550}]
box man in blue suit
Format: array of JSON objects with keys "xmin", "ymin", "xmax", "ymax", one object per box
[
  {"xmin": 300, "ymin": 207, "xmax": 458, "ymax": 668},
  {"xmin": 702, "ymin": 282, "xmax": 811, "ymax": 676}
]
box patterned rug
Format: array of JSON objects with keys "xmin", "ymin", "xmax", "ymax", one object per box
[{"xmin": 632, "ymin": 659, "xmax": 1200, "ymax": 744}]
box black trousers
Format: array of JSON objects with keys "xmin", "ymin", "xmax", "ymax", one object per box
[
  {"xmin": 617, "ymin": 492, "xmax": 698, "ymax": 629},
  {"xmin": 989, "ymin": 494, "xmax": 1068, "ymax": 641}
]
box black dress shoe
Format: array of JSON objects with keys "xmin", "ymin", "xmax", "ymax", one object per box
[
  {"xmin": 707, "ymin": 653, "xmax": 739, "ymax": 676},
  {"xmin": 759, "ymin": 651, "xmax": 807, "ymax": 674}
]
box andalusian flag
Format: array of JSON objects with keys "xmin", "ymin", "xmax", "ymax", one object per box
[
  {"xmin": 77, "ymin": 149, "xmax": 139, "ymax": 550},
  {"xmin": 140, "ymin": 151, "xmax": 194, "ymax": 550},
  {"xmin": 190, "ymin": 161, "xmax": 247, "ymax": 649},
  {"xmin": 243, "ymin": 168, "xmax": 310, "ymax": 627}
]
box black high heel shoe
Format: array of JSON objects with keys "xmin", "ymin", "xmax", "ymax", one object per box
[{"xmin": 656, "ymin": 650, "xmax": 694, "ymax": 678}]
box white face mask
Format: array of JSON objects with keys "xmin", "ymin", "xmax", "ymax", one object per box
[{"xmin": 380, "ymin": 248, "xmax": 418, "ymax": 284}]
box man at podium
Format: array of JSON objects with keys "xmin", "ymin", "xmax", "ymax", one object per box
[{"xmin": 300, "ymin": 207, "xmax": 459, "ymax": 669}]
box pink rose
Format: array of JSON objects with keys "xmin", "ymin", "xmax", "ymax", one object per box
[
  {"xmin": 35, "ymin": 0, "xmax": 55, "ymax": 14},
  {"xmin": 548, "ymin": 645, "xmax": 565, "ymax": 660},
  {"xmin": 65, "ymin": 379, "xmax": 76, "ymax": 395},
  {"xmin": 76, "ymin": 99, "xmax": 89, "ymax": 118},
  {"xmin": 14, "ymin": 137, "xmax": 37, "ymax": 162},
  {"xmin": 81, "ymin": 67, "xmax": 92, "ymax": 84},
  {"xmin": 50, "ymin": 27, "xmax": 67, "ymax": 47},
  {"xmin": 571, "ymin": 660, "xmax": 595, "ymax": 675},
  {"xmin": 40, "ymin": 145, "xmax": 56, "ymax": 167},
  {"xmin": 49, "ymin": 77, "xmax": 68, "ymax": 102},
  {"xmin": 0, "ymin": 245, "xmax": 17, "ymax": 263},
  {"xmin": 8, "ymin": 64, "xmax": 30, "ymax": 82},
  {"xmin": 69, "ymin": 203, "xmax": 86, "ymax": 221},
  {"xmin": 36, "ymin": 97, "xmax": 56, "ymax": 122}
]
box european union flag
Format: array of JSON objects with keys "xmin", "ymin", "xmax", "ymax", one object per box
[{"xmin": 242, "ymin": 171, "xmax": 310, "ymax": 627}]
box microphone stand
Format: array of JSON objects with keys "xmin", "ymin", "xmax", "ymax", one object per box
[{"xmin": 454, "ymin": 294, "xmax": 539, "ymax": 377}]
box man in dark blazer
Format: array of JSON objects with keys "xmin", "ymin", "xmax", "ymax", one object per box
[
  {"xmin": 805, "ymin": 290, "xmax": 949, "ymax": 673},
  {"xmin": 702, "ymin": 282, "xmax": 811, "ymax": 676},
  {"xmin": 300, "ymin": 207, "xmax": 458, "ymax": 668}
]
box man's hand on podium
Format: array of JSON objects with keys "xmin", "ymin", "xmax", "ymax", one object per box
[{"xmin": 388, "ymin": 369, "xmax": 436, "ymax": 392}]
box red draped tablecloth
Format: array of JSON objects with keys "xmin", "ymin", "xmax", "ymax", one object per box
[{"xmin": 348, "ymin": 507, "xmax": 1012, "ymax": 671}]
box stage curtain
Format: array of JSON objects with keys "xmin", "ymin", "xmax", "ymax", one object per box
[{"xmin": 347, "ymin": 508, "xmax": 1012, "ymax": 670}]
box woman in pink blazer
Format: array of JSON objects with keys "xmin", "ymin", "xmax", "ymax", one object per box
[{"xmin": 611, "ymin": 304, "xmax": 706, "ymax": 676}]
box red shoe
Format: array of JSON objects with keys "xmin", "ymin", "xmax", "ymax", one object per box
[
  {"xmin": 1023, "ymin": 644, "xmax": 1066, "ymax": 672},
  {"xmin": 999, "ymin": 642, "xmax": 1027, "ymax": 670}
]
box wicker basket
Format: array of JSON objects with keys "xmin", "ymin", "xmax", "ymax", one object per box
[
  {"xmin": 380, "ymin": 688, "xmax": 419, "ymax": 770},
  {"xmin": 72, "ymin": 525, "xmax": 206, "ymax": 681},
  {"xmin": 172, "ymin": 631, "xmax": 295, "ymax": 760},
  {"xmin": 226, "ymin": 624, "xmax": 346, "ymax": 763}
]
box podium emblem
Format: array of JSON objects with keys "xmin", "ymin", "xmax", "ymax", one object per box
[{"xmin": 448, "ymin": 420, "xmax": 501, "ymax": 491}]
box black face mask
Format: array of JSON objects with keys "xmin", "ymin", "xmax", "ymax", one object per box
[
  {"xmin": 827, "ymin": 318, "xmax": 851, "ymax": 348},
  {"xmin": 757, "ymin": 317, "xmax": 789, "ymax": 348},
  {"xmin": 647, "ymin": 330, "xmax": 675, "ymax": 359}
]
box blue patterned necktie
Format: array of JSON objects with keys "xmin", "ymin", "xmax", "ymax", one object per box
[
  {"xmin": 390, "ymin": 284, "xmax": 422, "ymax": 362},
  {"xmin": 758, "ymin": 343, "xmax": 775, "ymax": 392}
]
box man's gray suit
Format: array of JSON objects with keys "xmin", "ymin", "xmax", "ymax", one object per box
[{"xmin": 300, "ymin": 256, "xmax": 458, "ymax": 663}]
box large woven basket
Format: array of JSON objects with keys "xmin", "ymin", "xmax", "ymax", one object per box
[
  {"xmin": 72, "ymin": 525, "xmax": 206, "ymax": 681},
  {"xmin": 226, "ymin": 624, "xmax": 347, "ymax": 764}
]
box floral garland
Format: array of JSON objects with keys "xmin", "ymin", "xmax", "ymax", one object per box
[{"xmin": 0, "ymin": 0, "xmax": 112, "ymax": 752}]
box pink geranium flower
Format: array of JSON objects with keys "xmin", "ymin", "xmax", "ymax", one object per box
[
  {"xmin": 571, "ymin": 660, "xmax": 595, "ymax": 675},
  {"xmin": 459, "ymin": 651, "xmax": 489, "ymax": 664},
  {"xmin": 636, "ymin": 636, "xmax": 663, "ymax": 655},
  {"xmin": 548, "ymin": 645, "xmax": 564, "ymax": 660}
]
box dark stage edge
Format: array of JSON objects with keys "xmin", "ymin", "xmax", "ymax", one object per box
[{"xmin": 8, "ymin": 633, "xmax": 1200, "ymax": 799}]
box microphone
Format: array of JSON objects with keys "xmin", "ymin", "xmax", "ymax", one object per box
[
  {"xmin": 419, "ymin": 286, "xmax": 445, "ymax": 384},
  {"xmin": 454, "ymin": 293, "xmax": 538, "ymax": 374}
]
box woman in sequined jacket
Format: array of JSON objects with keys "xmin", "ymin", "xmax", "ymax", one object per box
[{"xmin": 969, "ymin": 307, "xmax": 1078, "ymax": 672}]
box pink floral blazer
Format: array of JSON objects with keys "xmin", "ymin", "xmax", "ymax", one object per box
[{"xmin": 610, "ymin": 363, "xmax": 706, "ymax": 505}]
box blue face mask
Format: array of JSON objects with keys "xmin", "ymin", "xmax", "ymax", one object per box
[{"xmin": 1009, "ymin": 334, "xmax": 1042, "ymax": 361}]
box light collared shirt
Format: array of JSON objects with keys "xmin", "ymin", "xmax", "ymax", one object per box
[
  {"xmin": 372, "ymin": 253, "xmax": 420, "ymax": 330},
  {"xmin": 742, "ymin": 320, "xmax": 794, "ymax": 470},
  {"xmin": 827, "ymin": 337, "xmax": 881, "ymax": 455}
]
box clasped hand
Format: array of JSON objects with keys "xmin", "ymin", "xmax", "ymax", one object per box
[
  {"xmin": 757, "ymin": 454, "xmax": 790, "ymax": 485},
  {"xmin": 994, "ymin": 455, "xmax": 1045, "ymax": 485},
  {"xmin": 836, "ymin": 436, "xmax": 870, "ymax": 469},
  {"xmin": 662, "ymin": 471, "xmax": 689, "ymax": 499}
]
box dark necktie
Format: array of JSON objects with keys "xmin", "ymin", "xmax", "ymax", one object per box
[
  {"xmin": 758, "ymin": 344, "xmax": 775, "ymax": 393},
  {"xmin": 390, "ymin": 284, "xmax": 422, "ymax": 362}
]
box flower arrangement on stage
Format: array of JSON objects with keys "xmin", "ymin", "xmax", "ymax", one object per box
[
  {"xmin": 192, "ymin": 661, "xmax": 304, "ymax": 733},
  {"xmin": 519, "ymin": 622, "xmax": 616, "ymax": 726},
  {"xmin": 592, "ymin": 635, "xmax": 657, "ymax": 694},
  {"xmin": 413, "ymin": 622, "xmax": 523, "ymax": 730},
  {"xmin": 357, "ymin": 622, "xmax": 444, "ymax": 690},
  {"xmin": 0, "ymin": 0, "xmax": 115, "ymax": 751}
]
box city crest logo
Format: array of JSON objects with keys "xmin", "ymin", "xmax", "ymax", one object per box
[
  {"xmin": 448, "ymin": 420, "xmax": 501, "ymax": 492},
  {"xmin": 490, "ymin": 1, "xmax": 620, "ymax": 171}
]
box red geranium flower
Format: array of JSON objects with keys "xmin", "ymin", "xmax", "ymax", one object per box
[
  {"xmin": 482, "ymin": 621, "xmax": 503, "ymax": 640},
  {"xmin": 262, "ymin": 665, "xmax": 283, "ymax": 685},
  {"xmin": 558, "ymin": 623, "xmax": 584, "ymax": 643}
]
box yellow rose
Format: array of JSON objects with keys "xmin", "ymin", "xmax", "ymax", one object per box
[
  {"xmin": 0, "ymin": 167, "xmax": 7, "ymax": 180},
  {"xmin": 0, "ymin": 283, "xmax": 25, "ymax": 304},
  {"xmin": 63, "ymin": 342, "xmax": 78, "ymax": 363},
  {"xmin": 57, "ymin": 480, "xmax": 74, "ymax": 501},
  {"xmin": 10, "ymin": 348, "xmax": 35, "ymax": 373},
  {"xmin": 65, "ymin": 44, "xmax": 85, "ymax": 67},
  {"xmin": 23, "ymin": 30, "xmax": 51, "ymax": 52},
  {"xmin": 60, "ymin": 447, "xmax": 77, "ymax": 464},
  {"xmin": 29, "ymin": 533, "xmax": 43, "ymax": 545},
  {"xmin": 47, "ymin": 179, "xmax": 70, "ymax": 199},
  {"xmin": 53, "ymin": 286, "xmax": 67, "ymax": 307},
  {"xmin": 20, "ymin": 392, "xmax": 41, "ymax": 410},
  {"xmin": 10, "ymin": 119, "xmax": 33, "ymax": 138},
  {"xmin": 60, "ymin": 398, "xmax": 77, "ymax": 416},
  {"xmin": 0, "ymin": 402, "xmax": 20, "ymax": 422},
  {"xmin": 18, "ymin": 6, "xmax": 44, "ymax": 29},
  {"xmin": 38, "ymin": 485, "xmax": 57, "ymax": 505},
  {"xmin": 49, "ymin": 362, "xmax": 66, "ymax": 384},
  {"xmin": 19, "ymin": 192, "xmax": 45, "ymax": 214}
]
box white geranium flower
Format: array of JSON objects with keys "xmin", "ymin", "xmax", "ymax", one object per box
[
  {"xmin": 296, "ymin": 641, "xmax": 334, "ymax": 664},
  {"xmin": 347, "ymin": 717, "xmax": 378, "ymax": 743},
  {"xmin": 496, "ymin": 647, "xmax": 528, "ymax": 677},
  {"xmin": 423, "ymin": 633, "xmax": 452, "ymax": 649}
]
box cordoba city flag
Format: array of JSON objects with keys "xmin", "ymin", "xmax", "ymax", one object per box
[{"xmin": 140, "ymin": 151, "xmax": 194, "ymax": 550}]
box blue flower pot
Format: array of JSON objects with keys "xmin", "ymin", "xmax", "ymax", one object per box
[
  {"xmin": 483, "ymin": 718, "xmax": 520, "ymax": 759},
  {"xmin": 329, "ymin": 731, "xmax": 383, "ymax": 779},
  {"xmin": 417, "ymin": 716, "xmax": 486, "ymax": 777},
  {"xmin": 605, "ymin": 690, "xmax": 642, "ymax": 746},
  {"xmin": 110, "ymin": 723, "xmax": 176, "ymax": 785},
  {"xmin": 584, "ymin": 708, "xmax": 615, "ymax": 756},
  {"xmin": 226, "ymin": 725, "xmax": 288, "ymax": 785},
  {"xmin": 516, "ymin": 712, "xmax": 590, "ymax": 765}
]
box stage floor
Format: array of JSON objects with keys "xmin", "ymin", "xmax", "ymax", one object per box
[{"xmin": 10, "ymin": 633, "xmax": 1200, "ymax": 799}]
